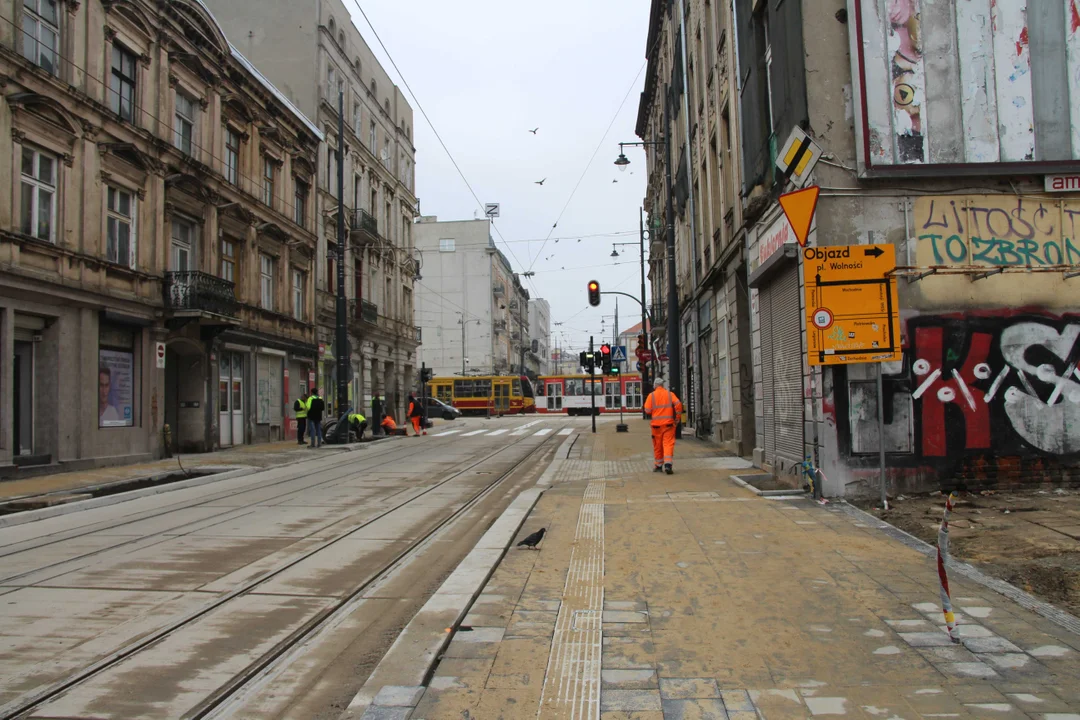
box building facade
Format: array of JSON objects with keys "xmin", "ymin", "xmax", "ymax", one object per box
[
  {"xmin": 733, "ymin": 0, "xmax": 1080, "ymax": 496},
  {"xmin": 527, "ymin": 297, "xmax": 550, "ymax": 378},
  {"xmin": 206, "ymin": 0, "xmax": 419, "ymax": 422},
  {"xmin": 637, "ymin": 0, "xmax": 753, "ymax": 455},
  {"xmin": 0, "ymin": 0, "xmax": 323, "ymax": 474},
  {"xmin": 413, "ymin": 217, "xmax": 532, "ymax": 378}
]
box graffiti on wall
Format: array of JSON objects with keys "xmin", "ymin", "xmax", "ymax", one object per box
[
  {"xmin": 916, "ymin": 195, "xmax": 1080, "ymax": 268},
  {"xmin": 887, "ymin": 0, "xmax": 925, "ymax": 163},
  {"xmin": 905, "ymin": 314, "xmax": 1080, "ymax": 457}
]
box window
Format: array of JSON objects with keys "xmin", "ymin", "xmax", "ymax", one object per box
[
  {"xmin": 384, "ymin": 275, "xmax": 392, "ymax": 315},
  {"xmin": 170, "ymin": 218, "xmax": 193, "ymax": 271},
  {"xmin": 369, "ymin": 120, "xmax": 376, "ymax": 150},
  {"xmin": 403, "ymin": 286, "xmax": 412, "ymax": 322},
  {"xmin": 370, "ymin": 187, "xmax": 378, "ymax": 214},
  {"xmin": 327, "ymin": 243, "xmax": 336, "ymax": 292},
  {"xmin": 106, "ymin": 186, "xmax": 135, "ymax": 267},
  {"xmin": 327, "ymin": 66, "xmax": 336, "ymax": 100},
  {"xmin": 292, "ymin": 268, "xmax": 305, "ymax": 321},
  {"xmin": 353, "ymin": 173, "xmax": 362, "ymax": 211},
  {"xmin": 382, "ymin": 138, "xmax": 390, "ymax": 169},
  {"xmin": 225, "ymin": 128, "xmax": 240, "ymax": 185},
  {"xmin": 439, "ymin": 238, "xmax": 455, "ymax": 252},
  {"xmin": 353, "ymin": 102, "xmax": 362, "ymax": 135},
  {"xmin": 260, "ymin": 254, "xmax": 275, "ymax": 310},
  {"xmin": 294, "ymin": 178, "xmax": 308, "ymax": 226},
  {"xmin": 220, "ymin": 239, "xmax": 235, "ymax": 282},
  {"xmin": 20, "ymin": 146, "xmax": 56, "ymax": 242},
  {"xmin": 21, "ymin": 0, "xmax": 58, "ymax": 75},
  {"xmin": 174, "ymin": 92, "xmax": 195, "ymax": 155},
  {"xmin": 262, "ymin": 157, "xmax": 275, "ymax": 207},
  {"xmin": 109, "ymin": 44, "xmax": 137, "ymax": 122},
  {"xmin": 327, "ymin": 146, "xmax": 336, "ymax": 192}
]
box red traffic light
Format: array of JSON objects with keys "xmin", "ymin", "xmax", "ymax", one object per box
[{"xmin": 599, "ymin": 344, "xmax": 611, "ymax": 355}]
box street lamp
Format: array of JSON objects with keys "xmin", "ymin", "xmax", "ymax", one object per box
[
  {"xmin": 457, "ymin": 313, "xmax": 482, "ymax": 377},
  {"xmin": 615, "ymin": 114, "xmax": 681, "ymax": 421}
]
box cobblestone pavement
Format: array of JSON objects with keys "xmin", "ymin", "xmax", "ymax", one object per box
[{"xmin": 398, "ymin": 420, "xmax": 1080, "ymax": 720}]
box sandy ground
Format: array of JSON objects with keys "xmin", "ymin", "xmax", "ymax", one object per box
[{"xmin": 862, "ymin": 488, "xmax": 1080, "ymax": 617}]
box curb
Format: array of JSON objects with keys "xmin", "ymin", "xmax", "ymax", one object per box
[
  {"xmin": 834, "ymin": 501, "xmax": 1080, "ymax": 637},
  {"xmin": 343, "ymin": 433, "xmax": 577, "ymax": 718},
  {"xmin": 731, "ymin": 473, "xmax": 807, "ymax": 497}
]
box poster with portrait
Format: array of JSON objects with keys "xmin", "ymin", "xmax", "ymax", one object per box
[{"xmin": 99, "ymin": 349, "xmax": 134, "ymax": 428}]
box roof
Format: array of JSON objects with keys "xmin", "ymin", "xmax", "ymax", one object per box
[
  {"xmin": 192, "ymin": 0, "xmax": 324, "ymax": 142},
  {"xmin": 619, "ymin": 321, "xmax": 651, "ymax": 336}
]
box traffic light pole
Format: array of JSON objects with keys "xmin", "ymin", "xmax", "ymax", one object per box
[
  {"xmin": 589, "ymin": 335, "xmax": 596, "ymax": 434},
  {"xmin": 639, "ymin": 208, "xmax": 650, "ymax": 418}
]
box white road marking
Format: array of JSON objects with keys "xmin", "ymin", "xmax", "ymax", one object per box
[
  {"xmin": 511, "ymin": 420, "xmax": 544, "ymax": 435},
  {"xmin": 487, "ymin": 429, "xmax": 509, "ymax": 436},
  {"xmin": 434, "ymin": 429, "xmax": 461, "ymax": 436},
  {"xmin": 535, "ymin": 428, "xmax": 553, "ymax": 436},
  {"xmin": 557, "ymin": 428, "xmax": 573, "ymax": 436},
  {"xmin": 461, "ymin": 429, "xmax": 488, "ymax": 436}
]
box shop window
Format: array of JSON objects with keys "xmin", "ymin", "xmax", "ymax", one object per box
[{"xmin": 99, "ymin": 325, "xmax": 136, "ymax": 428}]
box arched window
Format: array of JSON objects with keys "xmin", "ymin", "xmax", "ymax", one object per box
[
  {"xmin": 328, "ymin": 17, "xmax": 336, "ymax": 33},
  {"xmin": 384, "ymin": 99, "xmax": 390, "ymax": 114},
  {"xmin": 339, "ymin": 30, "xmax": 345, "ymax": 46},
  {"xmin": 370, "ymin": 79, "xmax": 377, "ymax": 95}
]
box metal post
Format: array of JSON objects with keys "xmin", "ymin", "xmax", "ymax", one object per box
[
  {"xmin": 640, "ymin": 208, "xmax": 650, "ymax": 418},
  {"xmin": 877, "ymin": 363, "xmax": 889, "ymax": 510},
  {"xmin": 335, "ymin": 90, "xmax": 348, "ymax": 422},
  {"xmin": 461, "ymin": 318, "xmax": 466, "ymax": 377},
  {"xmin": 663, "ymin": 91, "xmax": 682, "ymax": 438},
  {"xmin": 421, "ymin": 362, "xmax": 428, "ymax": 430},
  {"xmin": 590, "ymin": 335, "xmax": 596, "ymax": 434}
]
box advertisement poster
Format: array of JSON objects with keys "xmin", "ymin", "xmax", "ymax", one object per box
[{"xmin": 99, "ymin": 349, "xmax": 134, "ymax": 428}]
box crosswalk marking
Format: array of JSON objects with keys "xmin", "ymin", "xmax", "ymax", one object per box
[
  {"xmin": 434, "ymin": 429, "xmax": 461, "ymax": 436},
  {"xmin": 511, "ymin": 420, "xmax": 544, "ymax": 435},
  {"xmin": 558, "ymin": 428, "xmax": 574, "ymax": 436},
  {"xmin": 535, "ymin": 428, "xmax": 553, "ymax": 436},
  {"xmin": 462, "ymin": 429, "xmax": 488, "ymax": 436},
  {"xmin": 487, "ymin": 429, "xmax": 509, "ymax": 436}
]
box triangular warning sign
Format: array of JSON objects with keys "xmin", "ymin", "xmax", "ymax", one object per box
[{"xmin": 779, "ymin": 185, "xmax": 820, "ymax": 247}]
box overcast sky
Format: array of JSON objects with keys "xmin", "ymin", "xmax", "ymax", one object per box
[{"xmin": 347, "ymin": 0, "xmax": 652, "ymax": 354}]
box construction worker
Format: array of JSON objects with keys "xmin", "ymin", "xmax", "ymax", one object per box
[
  {"xmin": 381, "ymin": 413, "xmax": 399, "ymax": 434},
  {"xmin": 347, "ymin": 411, "xmax": 367, "ymax": 441},
  {"xmin": 407, "ymin": 393, "xmax": 425, "ymax": 436},
  {"xmin": 643, "ymin": 378, "xmax": 683, "ymax": 474},
  {"xmin": 306, "ymin": 388, "xmax": 325, "ymax": 448},
  {"xmin": 293, "ymin": 389, "xmax": 309, "ymax": 445}
]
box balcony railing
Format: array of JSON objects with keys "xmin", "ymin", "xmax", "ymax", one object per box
[
  {"xmin": 356, "ymin": 299, "xmax": 378, "ymax": 324},
  {"xmin": 164, "ymin": 271, "xmax": 237, "ymax": 317},
  {"xmin": 350, "ymin": 208, "xmax": 379, "ymax": 242}
]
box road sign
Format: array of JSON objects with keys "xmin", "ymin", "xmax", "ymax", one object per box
[
  {"xmin": 636, "ymin": 361, "xmax": 643, "ymax": 371},
  {"xmin": 485, "ymin": 203, "xmax": 500, "ymax": 218},
  {"xmin": 803, "ymin": 244, "xmax": 901, "ymax": 366},
  {"xmin": 776, "ymin": 126, "xmax": 822, "ymax": 187},
  {"xmin": 155, "ymin": 342, "xmax": 166, "ymax": 369},
  {"xmin": 638, "ymin": 349, "xmax": 654, "ymax": 362},
  {"xmin": 779, "ymin": 185, "xmax": 820, "ymax": 247},
  {"xmin": 611, "ymin": 345, "xmax": 627, "ymax": 362}
]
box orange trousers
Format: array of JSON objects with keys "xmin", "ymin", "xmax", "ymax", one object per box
[
  {"xmin": 411, "ymin": 416, "xmax": 422, "ymax": 434},
  {"xmin": 651, "ymin": 424, "xmax": 676, "ymax": 467}
]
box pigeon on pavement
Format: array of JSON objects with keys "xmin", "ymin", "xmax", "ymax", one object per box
[{"xmin": 517, "ymin": 528, "xmax": 546, "ymax": 549}]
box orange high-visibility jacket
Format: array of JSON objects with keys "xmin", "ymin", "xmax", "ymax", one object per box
[
  {"xmin": 644, "ymin": 387, "xmax": 683, "ymax": 427},
  {"xmin": 381, "ymin": 415, "xmax": 397, "ymax": 430}
]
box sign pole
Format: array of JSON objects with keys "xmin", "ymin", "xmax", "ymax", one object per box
[
  {"xmin": 590, "ymin": 335, "xmax": 596, "ymax": 434},
  {"xmin": 876, "ymin": 362, "xmax": 889, "ymax": 511}
]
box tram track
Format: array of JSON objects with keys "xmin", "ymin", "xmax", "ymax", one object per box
[{"xmin": 0, "ymin": 421, "xmax": 569, "ymax": 720}]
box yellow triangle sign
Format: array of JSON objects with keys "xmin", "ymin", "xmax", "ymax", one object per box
[{"xmin": 779, "ymin": 185, "xmax": 820, "ymax": 247}]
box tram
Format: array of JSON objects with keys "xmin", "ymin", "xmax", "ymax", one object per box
[
  {"xmin": 426, "ymin": 375, "xmax": 536, "ymax": 415},
  {"xmin": 535, "ymin": 373, "xmax": 644, "ymax": 415}
]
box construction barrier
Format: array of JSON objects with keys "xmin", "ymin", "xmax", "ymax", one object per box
[{"xmin": 937, "ymin": 492, "xmax": 960, "ymax": 643}]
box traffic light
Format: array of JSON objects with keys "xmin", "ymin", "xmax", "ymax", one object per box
[
  {"xmin": 579, "ymin": 351, "xmax": 596, "ymax": 373},
  {"xmin": 420, "ymin": 367, "xmax": 433, "ymax": 383},
  {"xmin": 587, "ymin": 280, "xmax": 601, "ymax": 306},
  {"xmin": 599, "ymin": 344, "xmax": 612, "ymax": 373}
]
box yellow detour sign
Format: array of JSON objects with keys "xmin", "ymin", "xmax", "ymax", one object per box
[{"xmin": 803, "ymin": 244, "xmax": 902, "ymax": 366}]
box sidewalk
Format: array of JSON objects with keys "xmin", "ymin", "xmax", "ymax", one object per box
[{"xmin": 406, "ymin": 420, "xmax": 1080, "ymax": 719}]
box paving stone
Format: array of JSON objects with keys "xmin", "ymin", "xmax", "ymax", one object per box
[
  {"xmin": 803, "ymin": 697, "xmax": 852, "ymax": 716},
  {"xmin": 658, "ymin": 678, "xmax": 721, "ymax": 699},
  {"xmin": 601, "ymin": 689, "xmax": 663, "ymax": 712},
  {"xmin": 359, "ymin": 707, "xmax": 412, "ymax": 720},
  {"xmin": 602, "ymin": 669, "xmax": 659, "ymax": 689},
  {"xmin": 934, "ymin": 661, "xmax": 999, "ymax": 679},
  {"xmin": 371, "ymin": 685, "xmax": 424, "ymax": 707},
  {"xmin": 453, "ymin": 626, "xmax": 505, "ymax": 643},
  {"xmin": 604, "ymin": 610, "xmax": 650, "ymax": 623},
  {"xmin": 660, "ymin": 698, "xmax": 730, "ymax": 719},
  {"xmin": 916, "ymin": 645, "xmax": 981, "ymax": 663},
  {"xmin": 719, "ymin": 689, "xmax": 754, "ymax": 712},
  {"xmin": 899, "ymin": 631, "xmax": 959, "ymax": 647},
  {"xmin": 963, "ymin": 636, "xmax": 1024, "ymax": 654},
  {"xmin": 605, "ymin": 600, "xmax": 649, "ymax": 612}
]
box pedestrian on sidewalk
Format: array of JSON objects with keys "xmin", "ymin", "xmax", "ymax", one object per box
[
  {"xmin": 306, "ymin": 388, "xmax": 326, "ymax": 448},
  {"xmin": 407, "ymin": 393, "xmax": 425, "ymax": 436},
  {"xmin": 294, "ymin": 389, "xmax": 310, "ymax": 445},
  {"xmin": 644, "ymin": 378, "xmax": 683, "ymax": 474}
]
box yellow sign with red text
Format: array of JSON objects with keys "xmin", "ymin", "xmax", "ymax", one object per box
[{"xmin": 803, "ymin": 244, "xmax": 902, "ymax": 367}]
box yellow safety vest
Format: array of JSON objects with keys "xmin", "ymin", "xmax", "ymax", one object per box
[{"xmin": 295, "ymin": 397, "xmax": 308, "ymax": 419}]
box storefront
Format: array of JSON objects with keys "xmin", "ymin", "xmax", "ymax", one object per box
[{"xmin": 748, "ymin": 210, "xmax": 806, "ymax": 473}]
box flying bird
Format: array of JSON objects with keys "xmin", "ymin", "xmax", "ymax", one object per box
[
  {"xmin": 535, "ymin": 178, "xmax": 546, "ymax": 186},
  {"xmin": 612, "ymin": 179, "xmax": 619, "ymax": 183},
  {"xmin": 517, "ymin": 527, "xmax": 546, "ymax": 549},
  {"xmin": 577, "ymin": 239, "xmax": 581, "ymax": 243},
  {"xmin": 529, "ymin": 127, "xmax": 539, "ymax": 134}
]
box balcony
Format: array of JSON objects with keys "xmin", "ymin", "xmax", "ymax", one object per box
[
  {"xmin": 355, "ymin": 299, "xmax": 378, "ymax": 324},
  {"xmin": 164, "ymin": 271, "xmax": 237, "ymax": 319},
  {"xmin": 492, "ymin": 284, "xmax": 505, "ymax": 298},
  {"xmin": 493, "ymin": 319, "xmax": 507, "ymax": 333},
  {"xmin": 350, "ymin": 208, "xmax": 379, "ymax": 244}
]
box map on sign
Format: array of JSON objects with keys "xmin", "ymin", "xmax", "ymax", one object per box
[{"xmin": 803, "ymin": 243, "xmax": 902, "ymax": 367}]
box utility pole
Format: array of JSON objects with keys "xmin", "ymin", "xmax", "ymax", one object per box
[
  {"xmin": 460, "ymin": 318, "xmax": 466, "ymax": 377},
  {"xmin": 589, "ymin": 335, "xmax": 596, "ymax": 434},
  {"xmin": 639, "ymin": 208, "xmax": 650, "ymax": 410},
  {"xmin": 335, "ymin": 90, "xmax": 348, "ymax": 420},
  {"xmin": 519, "ymin": 298, "xmax": 526, "ymax": 375},
  {"xmin": 663, "ymin": 89, "xmax": 682, "ymax": 438}
]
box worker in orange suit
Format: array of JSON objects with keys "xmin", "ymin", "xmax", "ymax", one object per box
[
  {"xmin": 643, "ymin": 378, "xmax": 683, "ymax": 475},
  {"xmin": 407, "ymin": 393, "xmax": 425, "ymax": 436},
  {"xmin": 381, "ymin": 414, "xmax": 399, "ymax": 434}
]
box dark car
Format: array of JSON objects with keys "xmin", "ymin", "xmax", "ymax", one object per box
[{"xmin": 424, "ymin": 396, "xmax": 461, "ymax": 421}]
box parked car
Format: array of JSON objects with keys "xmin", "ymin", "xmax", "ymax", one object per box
[{"xmin": 425, "ymin": 396, "xmax": 461, "ymax": 421}]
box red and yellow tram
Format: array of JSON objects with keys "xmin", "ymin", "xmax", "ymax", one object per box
[
  {"xmin": 427, "ymin": 375, "xmax": 536, "ymax": 415},
  {"xmin": 535, "ymin": 373, "xmax": 644, "ymax": 415}
]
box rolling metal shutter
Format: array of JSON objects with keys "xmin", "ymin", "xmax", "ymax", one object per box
[{"xmin": 759, "ymin": 264, "xmax": 804, "ymax": 466}]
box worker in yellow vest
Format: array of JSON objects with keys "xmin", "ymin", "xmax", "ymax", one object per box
[
  {"xmin": 293, "ymin": 389, "xmax": 309, "ymax": 445},
  {"xmin": 643, "ymin": 378, "xmax": 684, "ymax": 474}
]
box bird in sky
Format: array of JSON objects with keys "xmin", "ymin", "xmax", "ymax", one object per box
[
  {"xmin": 577, "ymin": 238, "xmax": 581, "ymax": 243},
  {"xmin": 612, "ymin": 179, "xmax": 619, "ymax": 183},
  {"xmin": 529, "ymin": 127, "xmax": 539, "ymax": 134},
  {"xmin": 535, "ymin": 178, "xmax": 546, "ymax": 186},
  {"xmin": 517, "ymin": 527, "xmax": 546, "ymax": 548}
]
